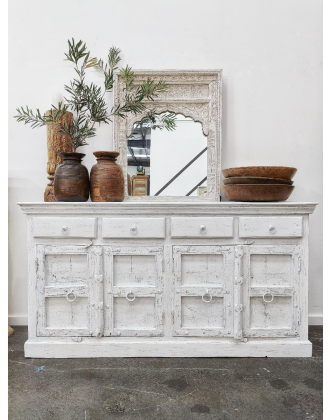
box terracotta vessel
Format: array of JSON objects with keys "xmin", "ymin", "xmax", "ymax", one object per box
[
  {"xmin": 53, "ymin": 152, "xmax": 89, "ymax": 202},
  {"xmin": 222, "ymin": 166, "xmax": 297, "ymax": 180},
  {"xmin": 221, "ymin": 184, "xmax": 294, "ymax": 202},
  {"xmin": 90, "ymin": 151, "xmax": 124, "ymax": 202},
  {"xmin": 223, "ymin": 176, "xmax": 293, "ymax": 185}
]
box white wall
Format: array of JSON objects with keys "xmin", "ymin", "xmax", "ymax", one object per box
[{"xmin": 8, "ymin": 0, "xmax": 323, "ymax": 325}]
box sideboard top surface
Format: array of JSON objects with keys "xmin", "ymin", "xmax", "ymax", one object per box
[{"xmin": 18, "ymin": 201, "xmax": 318, "ymax": 215}]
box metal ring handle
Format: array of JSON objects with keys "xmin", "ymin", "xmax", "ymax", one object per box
[
  {"xmin": 126, "ymin": 291, "xmax": 136, "ymax": 302},
  {"xmin": 202, "ymin": 291, "xmax": 212, "ymax": 303},
  {"xmin": 200, "ymin": 224, "xmax": 206, "ymax": 233},
  {"xmin": 263, "ymin": 292, "xmax": 274, "ymax": 303},
  {"xmin": 62, "ymin": 226, "xmax": 69, "ymax": 235},
  {"xmin": 130, "ymin": 225, "xmax": 137, "ymax": 234},
  {"xmin": 66, "ymin": 290, "xmax": 77, "ymax": 302},
  {"xmin": 269, "ymin": 225, "xmax": 276, "ymax": 234}
]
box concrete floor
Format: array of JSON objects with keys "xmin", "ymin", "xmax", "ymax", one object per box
[{"xmin": 9, "ymin": 327, "xmax": 322, "ymax": 420}]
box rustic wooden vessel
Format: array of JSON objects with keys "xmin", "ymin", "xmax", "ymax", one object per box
[
  {"xmin": 44, "ymin": 111, "xmax": 73, "ymax": 202},
  {"xmin": 222, "ymin": 166, "xmax": 297, "ymax": 180},
  {"xmin": 90, "ymin": 151, "xmax": 124, "ymax": 202},
  {"xmin": 221, "ymin": 184, "xmax": 295, "ymax": 202},
  {"xmin": 223, "ymin": 176, "xmax": 293, "ymax": 185},
  {"xmin": 53, "ymin": 152, "xmax": 89, "ymax": 202}
]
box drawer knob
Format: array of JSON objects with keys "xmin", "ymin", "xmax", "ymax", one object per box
[
  {"xmin": 62, "ymin": 226, "xmax": 69, "ymax": 235},
  {"xmin": 66, "ymin": 290, "xmax": 77, "ymax": 302},
  {"xmin": 126, "ymin": 290, "xmax": 136, "ymax": 302},
  {"xmin": 269, "ymin": 225, "xmax": 276, "ymax": 234},
  {"xmin": 202, "ymin": 290, "xmax": 212, "ymax": 303},
  {"xmin": 130, "ymin": 225, "xmax": 137, "ymax": 234},
  {"xmin": 263, "ymin": 292, "xmax": 274, "ymax": 303},
  {"xmin": 200, "ymin": 225, "xmax": 207, "ymax": 233}
]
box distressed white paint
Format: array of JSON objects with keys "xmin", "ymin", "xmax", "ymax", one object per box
[
  {"xmin": 104, "ymin": 246, "xmax": 164, "ymax": 337},
  {"xmin": 173, "ymin": 245, "xmax": 233, "ymax": 338},
  {"xmin": 19, "ymin": 201, "xmax": 316, "ymax": 357},
  {"xmin": 239, "ymin": 217, "xmax": 303, "ymax": 238},
  {"xmin": 33, "ymin": 217, "xmax": 97, "ymax": 238},
  {"xmin": 171, "ymin": 217, "xmax": 233, "ymax": 238},
  {"xmin": 24, "ymin": 339, "xmax": 313, "ymax": 358},
  {"xmin": 102, "ymin": 217, "xmax": 165, "ymax": 238},
  {"xmin": 113, "ymin": 70, "xmax": 222, "ymax": 202},
  {"xmin": 243, "ymin": 245, "xmax": 301, "ymax": 339}
]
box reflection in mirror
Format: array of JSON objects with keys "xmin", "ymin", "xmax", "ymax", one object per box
[{"xmin": 127, "ymin": 113, "xmax": 207, "ymax": 197}]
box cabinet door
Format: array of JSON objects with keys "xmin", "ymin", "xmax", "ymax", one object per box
[
  {"xmin": 172, "ymin": 246, "xmax": 234, "ymax": 337},
  {"xmin": 104, "ymin": 246, "xmax": 164, "ymax": 337},
  {"xmin": 243, "ymin": 245, "xmax": 301, "ymax": 338},
  {"xmin": 36, "ymin": 245, "xmax": 104, "ymax": 337}
]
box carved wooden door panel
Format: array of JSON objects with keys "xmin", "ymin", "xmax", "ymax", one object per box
[
  {"xmin": 104, "ymin": 246, "xmax": 164, "ymax": 337},
  {"xmin": 242, "ymin": 245, "xmax": 301, "ymax": 338},
  {"xmin": 172, "ymin": 245, "xmax": 234, "ymax": 337},
  {"xmin": 36, "ymin": 245, "xmax": 104, "ymax": 337}
]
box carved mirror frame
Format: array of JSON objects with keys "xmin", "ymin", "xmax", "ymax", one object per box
[{"xmin": 113, "ymin": 70, "xmax": 222, "ymax": 201}]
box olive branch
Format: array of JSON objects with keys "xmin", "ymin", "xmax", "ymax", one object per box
[{"xmin": 14, "ymin": 39, "xmax": 173, "ymax": 152}]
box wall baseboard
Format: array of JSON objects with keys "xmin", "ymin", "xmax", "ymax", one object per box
[
  {"xmin": 8, "ymin": 316, "xmax": 28, "ymax": 326},
  {"xmin": 308, "ymin": 315, "xmax": 323, "ymax": 325},
  {"xmin": 8, "ymin": 315, "xmax": 323, "ymax": 327}
]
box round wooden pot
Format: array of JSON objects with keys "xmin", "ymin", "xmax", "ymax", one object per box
[
  {"xmin": 53, "ymin": 152, "xmax": 89, "ymax": 202},
  {"xmin": 90, "ymin": 151, "xmax": 124, "ymax": 202}
]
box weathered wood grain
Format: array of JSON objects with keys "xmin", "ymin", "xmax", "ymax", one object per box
[
  {"xmin": 33, "ymin": 217, "xmax": 97, "ymax": 238},
  {"xmin": 44, "ymin": 111, "xmax": 73, "ymax": 202},
  {"xmin": 171, "ymin": 217, "xmax": 233, "ymax": 238},
  {"xmin": 239, "ymin": 217, "xmax": 303, "ymax": 238},
  {"xmin": 102, "ymin": 217, "xmax": 165, "ymax": 238}
]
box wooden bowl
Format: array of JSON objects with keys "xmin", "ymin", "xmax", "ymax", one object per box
[
  {"xmin": 222, "ymin": 166, "xmax": 297, "ymax": 180},
  {"xmin": 223, "ymin": 176, "xmax": 293, "ymax": 185},
  {"xmin": 221, "ymin": 184, "xmax": 295, "ymax": 202}
]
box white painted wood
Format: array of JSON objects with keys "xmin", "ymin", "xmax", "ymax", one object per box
[
  {"xmin": 102, "ymin": 217, "xmax": 165, "ymax": 238},
  {"xmin": 113, "ymin": 70, "xmax": 222, "ymax": 202},
  {"xmin": 171, "ymin": 217, "xmax": 233, "ymax": 238},
  {"xmin": 35, "ymin": 245, "xmax": 104, "ymax": 337},
  {"xmin": 243, "ymin": 245, "xmax": 300, "ymax": 338},
  {"xmin": 173, "ymin": 245, "xmax": 234, "ymax": 337},
  {"xmin": 24, "ymin": 338, "xmax": 312, "ymax": 358},
  {"xmin": 33, "ymin": 217, "xmax": 97, "ymax": 238},
  {"xmin": 234, "ymin": 246, "xmax": 244, "ymax": 341},
  {"xmin": 18, "ymin": 201, "xmax": 317, "ymax": 357},
  {"xmin": 104, "ymin": 246, "xmax": 164, "ymax": 337},
  {"xmin": 239, "ymin": 217, "xmax": 303, "ymax": 238},
  {"xmin": 19, "ymin": 202, "xmax": 318, "ymax": 215}
]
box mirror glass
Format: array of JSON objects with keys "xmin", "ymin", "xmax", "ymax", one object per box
[{"xmin": 126, "ymin": 113, "xmax": 207, "ymax": 197}]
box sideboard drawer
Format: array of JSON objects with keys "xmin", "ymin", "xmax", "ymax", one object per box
[
  {"xmin": 239, "ymin": 217, "xmax": 303, "ymax": 238},
  {"xmin": 170, "ymin": 217, "xmax": 234, "ymax": 238},
  {"xmin": 102, "ymin": 218, "xmax": 165, "ymax": 238},
  {"xmin": 33, "ymin": 217, "xmax": 97, "ymax": 238}
]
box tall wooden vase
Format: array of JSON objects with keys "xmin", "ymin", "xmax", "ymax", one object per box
[{"xmin": 44, "ymin": 111, "xmax": 73, "ymax": 202}]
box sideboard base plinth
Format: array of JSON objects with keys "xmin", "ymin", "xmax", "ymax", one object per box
[{"xmin": 24, "ymin": 338, "xmax": 312, "ymax": 358}]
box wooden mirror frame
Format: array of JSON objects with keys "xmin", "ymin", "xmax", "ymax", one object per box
[{"xmin": 113, "ymin": 70, "xmax": 222, "ymax": 201}]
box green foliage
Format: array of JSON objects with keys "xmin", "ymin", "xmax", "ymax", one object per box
[{"xmin": 14, "ymin": 39, "xmax": 171, "ymax": 152}]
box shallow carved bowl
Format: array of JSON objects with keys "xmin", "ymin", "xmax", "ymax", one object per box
[
  {"xmin": 221, "ymin": 184, "xmax": 295, "ymax": 202},
  {"xmin": 222, "ymin": 166, "xmax": 297, "ymax": 180},
  {"xmin": 223, "ymin": 176, "xmax": 293, "ymax": 185}
]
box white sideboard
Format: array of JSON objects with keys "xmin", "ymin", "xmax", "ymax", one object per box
[{"xmin": 18, "ymin": 201, "xmax": 317, "ymax": 358}]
